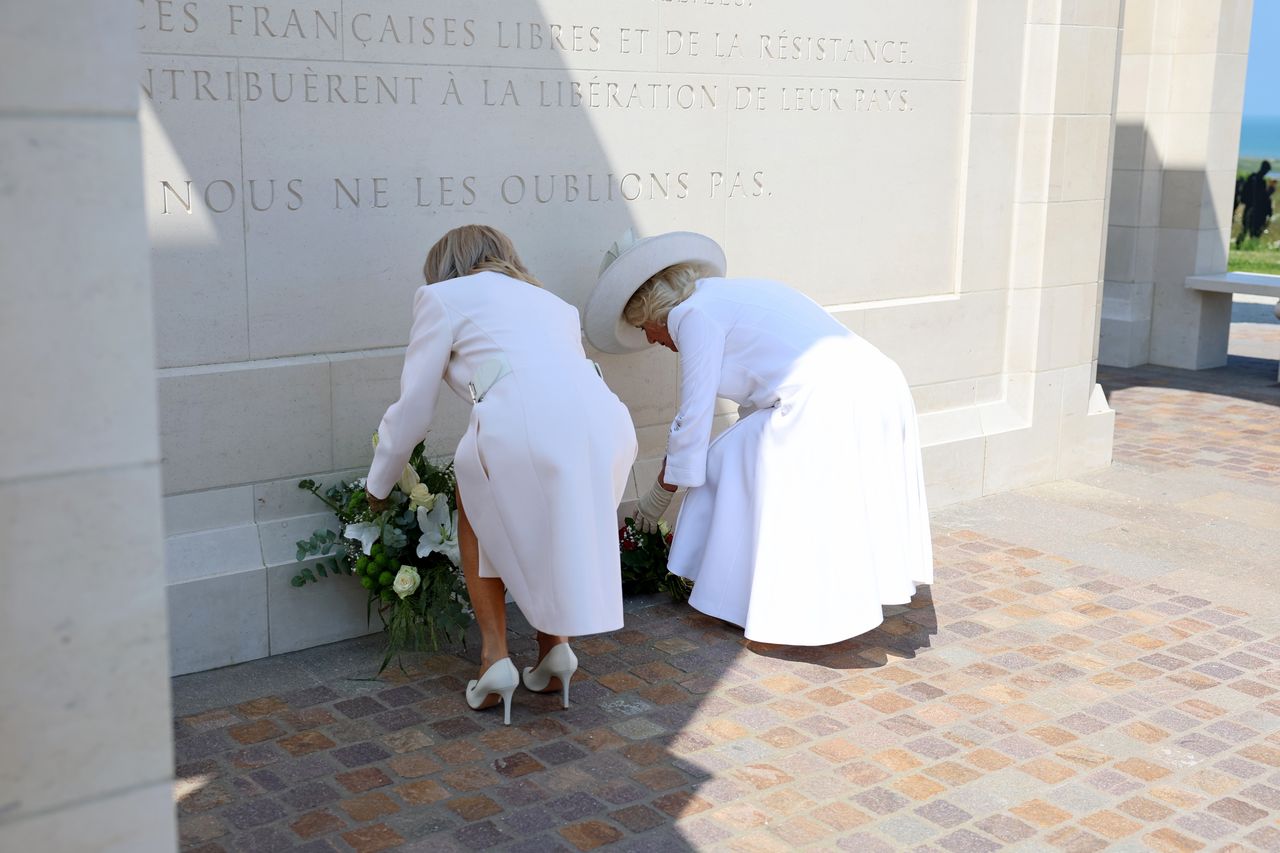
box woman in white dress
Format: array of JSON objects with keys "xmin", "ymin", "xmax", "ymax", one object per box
[
  {"xmin": 366, "ymin": 225, "xmax": 637, "ymax": 723},
  {"xmin": 585, "ymin": 231, "xmax": 932, "ymax": 646}
]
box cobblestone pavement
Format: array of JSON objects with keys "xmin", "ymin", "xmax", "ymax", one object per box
[{"xmin": 173, "ymin": 313, "xmax": 1279, "ymax": 852}]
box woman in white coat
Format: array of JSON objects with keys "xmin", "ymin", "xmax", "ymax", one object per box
[
  {"xmin": 585, "ymin": 231, "xmax": 932, "ymax": 646},
  {"xmin": 367, "ymin": 225, "xmax": 637, "ymax": 723}
]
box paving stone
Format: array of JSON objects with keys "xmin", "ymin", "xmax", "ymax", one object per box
[{"xmin": 171, "ymin": 352, "xmax": 1280, "ymax": 853}]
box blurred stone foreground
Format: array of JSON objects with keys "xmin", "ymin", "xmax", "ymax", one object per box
[{"xmin": 167, "ymin": 305, "xmax": 1280, "ymax": 853}]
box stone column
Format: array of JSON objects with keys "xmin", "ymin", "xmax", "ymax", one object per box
[
  {"xmin": 0, "ymin": 3, "xmax": 177, "ymax": 851},
  {"xmin": 1101, "ymin": 0, "xmax": 1253, "ymax": 368}
]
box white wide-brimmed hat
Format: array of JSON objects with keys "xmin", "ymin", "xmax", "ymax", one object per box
[{"xmin": 584, "ymin": 229, "xmax": 727, "ymax": 354}]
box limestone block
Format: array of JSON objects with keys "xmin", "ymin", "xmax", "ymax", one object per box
[
  {"xmin": 1149, "ymin": 284, "xmax": 1231, "ymax": 370},
  {"xmin": 0, "ymin": 121, "xmax": 158, "ymax": 483},
  {"xmin": 861, "ymin": 290, "xmax": 1007, "ymax": 387},
  {"xmin": 0, "ymin": 469, "xmax": 172, "ymax": 818},
  {"xmin": 1055, "ymin": 26, "xmax": 1120, "ymax": 116},
  {"xmin": 139, "ymin": 58, "xmax": 251, "ymax": 368},
  {"xmin": 1108, "ymin": 171, "xmax": 1142, "ymax": 228},
  {"xmin": 0, "ymin": 781, "xmax": 176, "ymax": 853},
  {"xmin": 1195, "ymin": 227, "xmax": 1231, "ymax": 276},
  {"xmin": 1160, "ymin": 171, "xmax": 1208, "ymax": 230},
  {"xmin": 1020, "ymin": 25, "xmax": 1060, "ymax": 116},
  {"xmin": 910, "ymin": 376, "xmax": 1003, "ymax": 415},
  {"xmin": 726, "ymin": 75, "xmax": 967, "ymax": 306},
  {"xmin": 254, "ymin": 468, "xmax": 366, "ymax": 522},
  {"xmin": 1218, "ymin": 0, "xmax": 1255, "ymax": 54},
  {"xmin": 921, "ymin": 436, "xmax": 986, "ymax": 507},
  {"xmin": 1206, "ymin": 111, "xmax": 1245, "ymax": 173},
  {"xmin": 1167, "ymin": 53, "xmax": 1218, "ymax": 113},
  {"xmin": 1064, "ymin": 0, "xmax": 1123, "ymax": 28},
  {"xmin": 165, "ymin": 522, "xmax": 264, "ymax": 585},
  {"xmin": 982, "ymin": 369, "xmax": 1066, "ymax": 493},
  {"xmin": 1010, "ymin": 202, "xmax": 1049, "ymax": 289},
  {"xmin": 168, "ymin": 568, "xmax": 269, "ymax": 675},
  {"xmin": 0, "ymin": 1, "xmax": 138, "ymax": 114},
  {"xmin": 1120, "ymin": 0, "xmax": 1157, "ymax": 54},
  {"xmin": 1057, "ymin": 366, "xmax": 1114, "ymax": 478},
  {"xmin": 1017, "ymin": 116, "xmax": 1054, "ymax": 204},
  {"xmin": 971, "ymin": 0, "xmax": 1028, "ymax": 115},
  {"xmin": 1105, "ymin": 224, "xmax": 1137, "ymax": 282},
  {"xmin": 266, "ymin": 560, "xmax": 379, "ymax": 656},
  {"xmin": 258, "ymin": 512, "xmax": 338, "ymax": 567},
  {"xmin": 1114, "ymin": 56, "xmax": 1150, "ymax": 115},
  {"xmin": 1112, "ymin": 118, "xmax": 1154, "ymax": 171},
  {"xmin": 1200, "ymin": 169, "xmax": 1237, "ymax": 231},
  {"xmin": 1042, "ymin": 200, "xmax": 1106, "ymax": 286},
  {"xmin": 1004, "ymin": 288, "xmax": 1043, "ymax": 375},
  {"xmin": 157, "ymin": 358, "xmax": 333, "ymax": 493},
  {"xmin": 1210, "ymin": 53, "xmax": 1249, "ymax": 112},
  {"xmin": 1173, "ymin": 0, "xmax": 1225, "ymax": 54},
  {"xmin": 655, "ymin": 0, "xmax": 967, "ymax": 80},
  {"xmin": 1039, "ymin": 283, "xmax": 1100, "ymax": 371},
  {"xmin": 165, "ymin": 485, "xmax": 255, "ymax": 537},
  {"xmin": 342, "ymin": 0, "xmax": 656, "ymax": 70},
  {"xmin": 961, "ymin": 115, "xmax": 1019, "ymax": 291},
  {"xmin": 137, "ymin": 0, "xmax": 344, "ymax": 60},
  {"xmin": 329, "ymin": 349, "xmax": 472, "ymax": 471},
  {"xmin": 598, "ymin": 346, "xmax": 680, "ymax": 431},
  {"xmin": 1050, "ymin": 115, "xmax": 1113, "ymax": 202},
  {"xmin": 1158, "ymin": 114, "xmax": 1212, "ymax": 169}
]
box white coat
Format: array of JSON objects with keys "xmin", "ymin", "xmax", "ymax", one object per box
[
  {"xmin": 367, "ymin": 271, "xmax": 638, "ymax": 637},
  {"xmin": 664, "ymin": 278, "xmax": 933, "ymax": 646}
]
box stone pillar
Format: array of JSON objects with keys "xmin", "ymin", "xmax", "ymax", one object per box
[
  {"xmin": 1101, "ymin": 0, "xmax": 1253, "ymax": 368},
  {"xmin": 0, "ymin": 3, "xmax": 177, "ymax": 851}
]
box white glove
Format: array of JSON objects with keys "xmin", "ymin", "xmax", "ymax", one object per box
[{"xmin": 635, "ymin": 478, "xmax": 675, "ymax": 533}]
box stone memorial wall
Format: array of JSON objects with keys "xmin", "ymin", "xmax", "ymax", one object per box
[{"xmin": 139, "ymin": 0, "xmax": 1121, "ymax": 673}]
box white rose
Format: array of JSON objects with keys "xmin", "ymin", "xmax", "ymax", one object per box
[
  {"xmin": 397, "ymin": 464, "xmax": 421, "ymax": 494},
  {"xmin": 408, "ymin": 483, "xmax": 436, "ymax": 512},
  {"xmin": 392, "ymin": 565, "xmax": 421, "ymax": 599}
]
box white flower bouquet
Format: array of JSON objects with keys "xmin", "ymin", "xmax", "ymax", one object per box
[{"xmin": 293, "ymin": 438, "xmax": 471, "ymax": 672}]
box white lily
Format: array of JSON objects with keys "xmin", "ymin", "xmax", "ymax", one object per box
[
  {"xmin": 343, "ymin": 521, "xmax": 382, "ymax": 555},
  {"xmin": 417, "ymin": 501, "xmax": 461, "ymax": 568},
  {"xmin": 397, "ymin": 463, "xmax": 421, "ymax": 494}
]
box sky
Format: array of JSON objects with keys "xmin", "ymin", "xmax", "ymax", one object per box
[{"xmin": 1243, "ymin": 1, "xmax": 1279, "ymax": 118}]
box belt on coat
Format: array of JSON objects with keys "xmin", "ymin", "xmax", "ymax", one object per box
[{"xmin": 468, "ymin": 357, "xmax": 605, "ymax": 404}]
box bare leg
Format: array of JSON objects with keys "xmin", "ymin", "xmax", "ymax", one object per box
[{"xmin": 457, "ymin": 489, "xmax": 508, "ymax": 706}]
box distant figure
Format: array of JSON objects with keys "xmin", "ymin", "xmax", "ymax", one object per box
[{"xmin": 1237, "ymin": 160, "xmax": 1273, "ymax": 247}]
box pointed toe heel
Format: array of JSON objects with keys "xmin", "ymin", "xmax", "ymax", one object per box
[
  {"xmin": 522, "ymin": 644, "xmax": 578, "ymax": 709},
  {"xmin": 465, "ymin": 658, "xmax": 519, "ymax": 725}
]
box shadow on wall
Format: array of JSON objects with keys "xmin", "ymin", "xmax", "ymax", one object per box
[{"xmin": 1102, "ymin": 119, "xmax": 1233, "ymax": 373}]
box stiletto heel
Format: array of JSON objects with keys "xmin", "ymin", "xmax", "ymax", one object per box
[
  {"xmin": 522, "ymin": 644, "xmax": 578, "ymax": 708},
  {"xmin": 465, "ymin": 658, "xmax": 519, "ymax": 725}
]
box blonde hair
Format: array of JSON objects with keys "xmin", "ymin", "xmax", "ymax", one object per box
[
  {"xmin": 424, "ymin": 224, "xmax": 541, "ymax": 287},
  {"xmin": 622, "ymin": 262, "xmax": 705, "ymax": 327}
]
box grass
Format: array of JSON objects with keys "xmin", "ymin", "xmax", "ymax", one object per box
[{"xmin": 1228, "ymin": 250, "xmax": 1280, "ymax": 275}]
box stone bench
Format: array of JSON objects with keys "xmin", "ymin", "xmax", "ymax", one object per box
[{"xmin": 1186, "ymin": 272, "xmax": 1280, "ymax": 380}]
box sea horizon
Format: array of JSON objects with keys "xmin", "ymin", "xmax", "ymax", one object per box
[{"xmin": 1239, "ymin": 114, "xmax": 1280, "ymax": 160}]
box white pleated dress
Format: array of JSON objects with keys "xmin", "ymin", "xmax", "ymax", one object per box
[
  {"xmin": 367, "ymin": 272, "xmax": 638, "ymax": 637},
  {"xmin": 664, "ymin": 278, "xmax": 933, "ymax": 646}
]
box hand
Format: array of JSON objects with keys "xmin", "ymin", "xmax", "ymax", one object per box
[
  {"xmin": 635, "ymin": 477, "xmax": 675, "ymax": 534},
  {"xmin": 366, "ymin": 490, "xmax": 391, "ymax": 514}
]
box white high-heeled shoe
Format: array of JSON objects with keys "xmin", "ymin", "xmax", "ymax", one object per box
[
  {"xmin": 465, "ymin": 658, "xmax": 519, "ymax": 725},
  {"xmin": 522, "ymin": 644, "xmax": 578, "ymax": 708}
]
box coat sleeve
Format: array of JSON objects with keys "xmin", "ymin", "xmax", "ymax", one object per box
[
  {"xmin": 366, "ymin": 286, "xmax": 451, "ymax": 499},
  {"xmin": 664, "ymin": 306, "xmax": 725, "ymax": 489}
]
